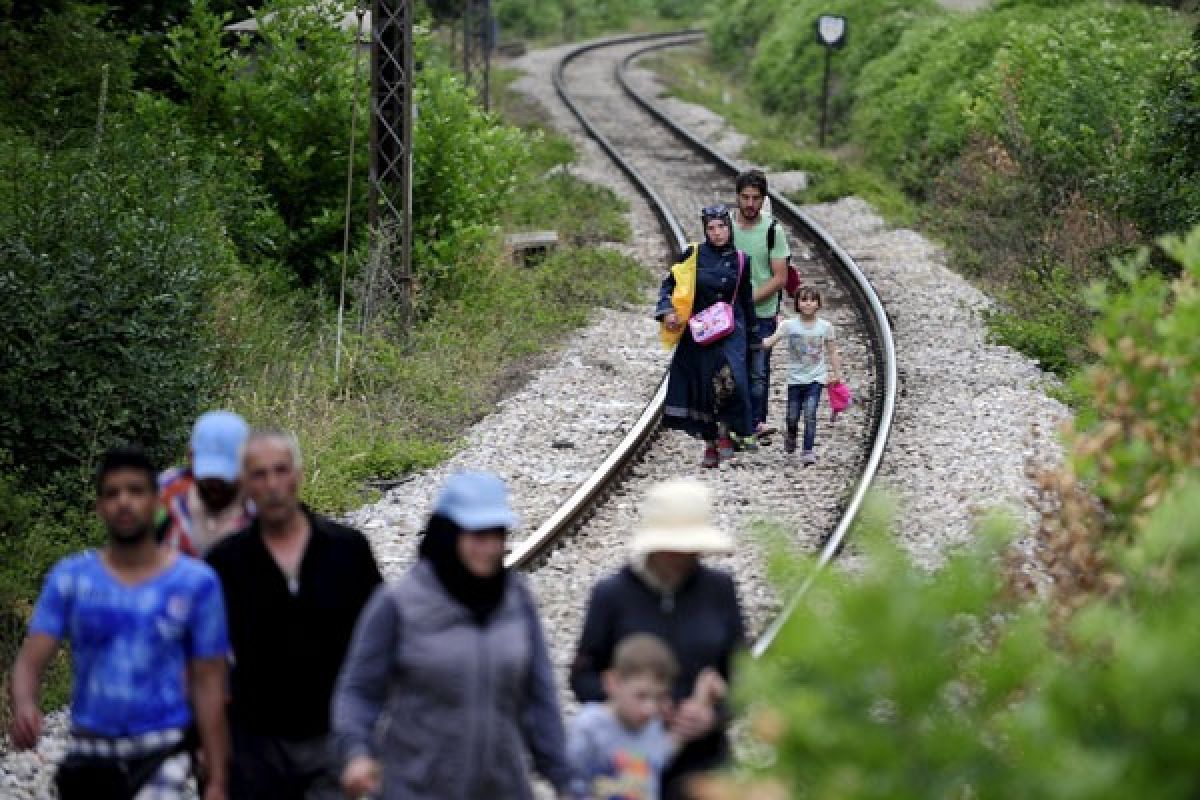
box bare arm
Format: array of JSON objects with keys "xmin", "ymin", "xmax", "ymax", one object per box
[
  {"xmin": 9, "ymin": 633, "xmax": 59, "ymax": 750},
  {"xmin": 189, "ymin": 656, "xmax": 230, "ymax": 800},
  {"xmin": 752, "ymin": 256, "xmax": 788, "ymax": 304},
  {"xmin": 762, "ymin": 323, "xmax": 787, "ymax": 350}
]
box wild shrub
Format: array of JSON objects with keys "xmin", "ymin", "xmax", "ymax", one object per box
[
  {"xmin": 1126, "ymin": 36, "xmax": 1200, "ymax": 240},
  {"xmin": 410, "ymin": 61, "xmax": 532, "ymax": 309},
  {"xmin": 0, "ymin": 3, "xmax": 134, "ymax": 136},
  {"xmin": 0, "ymin": 464, "xmax": 94, "ymax": 729},
  {"xmin": 739, "ymin": 0, "xmax": 940, "ymax": 128},
  {"xmin": 170, "ymin": 0, "xmax": 370, "ymax": 288},
  {"xmin": 0, "ymin": 120, "xmax": 235, "ymax": 483},
  {"xmin": 700, "ymin": 226, "xmax": 1200, "ymax": 799},
  {"xmin": 965, "ymin": 4, "xmax": 1184, "ymax": 210},
  {"xmin": 494, "ymin": 0, "xmax": 565, "ymax": 39}
]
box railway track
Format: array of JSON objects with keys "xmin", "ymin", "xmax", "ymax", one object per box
[{"xmin": 509, "ymin": 31, "xmax": 897, "ymax": 657}]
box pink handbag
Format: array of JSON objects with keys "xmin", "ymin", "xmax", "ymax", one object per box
[
  {"xmin": 688, "ymin": 252, "xmax": 744, "ymax": 346},
  {"xmin": 828, "ymin": 381, "xmax": 852, "ymax": 421}
]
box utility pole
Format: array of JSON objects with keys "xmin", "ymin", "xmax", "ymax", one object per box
[
  {"xmin": 462, "ymin": 0, "xmax": 492, "ymax": 110},
  {"xmin": 369, "ymin": 0, "xmax": 414, "ymax": 329}
]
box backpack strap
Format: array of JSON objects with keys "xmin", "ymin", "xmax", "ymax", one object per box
[{"xmin": 767, "ymin": 219, "xmax": 777, "ymax": 251}]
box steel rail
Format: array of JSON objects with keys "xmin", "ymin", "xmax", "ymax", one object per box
[
  {"xmin": 614, "ymin": 36, "xmax": 898, "ymax": 656},
  {"xmin": 507, "ymin": 32, "xmax": 898, "ymax": 661},
  {"xmin": 504, "ymin": 30, "xmax": 698, "ymax": 570}
]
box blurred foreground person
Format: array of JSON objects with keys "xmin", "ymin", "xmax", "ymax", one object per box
[
  {"xmin": 207, "ymin": 430, "xmax": 382, "ymax": 800},
  {"xmin": 159, "ymin": 410, "xmax": 253, "ymax": 556},
  {"xmin": 9, "ymin": 445, "xmax": 230, "ymax": 800},
  {"xmin": 570, "ymin": 478, "xmax": 745, "ymax": 800},
  {"xmin": 333, "ymin": 471, "xmax": 573, "ymax": 799}
]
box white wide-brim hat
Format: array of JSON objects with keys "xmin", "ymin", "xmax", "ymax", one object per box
[{"xmin": 629, "ymin": 478, "xmax": 734, "ymax": 555}]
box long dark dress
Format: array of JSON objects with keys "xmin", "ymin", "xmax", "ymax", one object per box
[{"xmin": 656, "ymin": 241, "xmax": 758, "ymax": 440}]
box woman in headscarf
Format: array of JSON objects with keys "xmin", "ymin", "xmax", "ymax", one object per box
[
  {"xmin": 656, "ymin": 204, "xmax": 759, "ymax": 467},
  {"xmin": 331, "ymin": 472, "xmax": 572, "ymax": 799},
  {"xmin": 569, "ymin": 478, "xmax": 746, "ymax": 800}
]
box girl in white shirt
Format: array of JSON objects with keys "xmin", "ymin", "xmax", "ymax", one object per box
[{"xmin": 762, "ymin": 287, "xmax": 843, "ymax": 464}]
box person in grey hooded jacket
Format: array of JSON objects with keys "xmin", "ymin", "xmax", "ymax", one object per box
[{"xmin": 331, "ymin": 472, "xmax": 572, "ymax": 800}]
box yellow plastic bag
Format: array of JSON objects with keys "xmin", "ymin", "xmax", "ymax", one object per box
[{"xmin": 659, "ymin": 244, "xmax": 699, "ymax": 350}]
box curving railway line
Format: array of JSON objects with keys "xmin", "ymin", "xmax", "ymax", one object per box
[
  {"xmin": 509, "ymin": 31, "xmax": 897, "ymax": 657},
  {"xmin": 0, "ymin": 31, "xmax": 902, "ymax": 800}
]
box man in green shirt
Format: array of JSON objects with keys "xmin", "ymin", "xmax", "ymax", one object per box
[{"xmin": 732, "ymin": 169, "xmax": 790, "ymax": 440}]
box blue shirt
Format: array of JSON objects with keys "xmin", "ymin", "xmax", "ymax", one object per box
[{"xmin": 30, "ymin": 551, "xmax": 229, "ymax": 736}]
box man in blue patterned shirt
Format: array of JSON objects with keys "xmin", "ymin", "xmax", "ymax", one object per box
[{"xmin": 8, "ymin": 445, "xmax": 231, "ymax": 800}]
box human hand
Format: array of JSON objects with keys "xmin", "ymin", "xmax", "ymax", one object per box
[
  {"xmin": 9, "ymin": 703, "xmax": 42, "ymax": 750},
  {"xmin": 341, "ymin": 755, "xmax": 382, "ymax": 797},
  {"xmin": 201, "ymin": 781, "xmax": 227, "ymax": 800},
  {"xmin": 670, "ymin": 698, "xmax": 717, "ymax": 743},
  {"xmin": 693, "ymin": 667, "xmax": 727, "ymax": 706},
  {"xmin": 663, "ymin": 312, "xmax": 683, "ymax": 332}
]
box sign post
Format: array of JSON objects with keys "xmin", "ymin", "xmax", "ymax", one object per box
[{"xmin": 815, "ymin": 14, "xmax": 847, "ymax": 148}]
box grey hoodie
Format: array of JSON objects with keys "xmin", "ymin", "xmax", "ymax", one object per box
[{"xmin": 332, "ymin": 560, "xmax": 571, "ymax": 799}]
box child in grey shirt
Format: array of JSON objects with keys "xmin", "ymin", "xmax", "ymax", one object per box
[{"xmin": 567, "ymin": 634, "xmax": 725, "ymax": 800}]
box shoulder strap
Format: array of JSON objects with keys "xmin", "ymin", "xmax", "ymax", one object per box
[{"xmin": 767, "ymin": 219, "xmax": 777, "ymax": 251}]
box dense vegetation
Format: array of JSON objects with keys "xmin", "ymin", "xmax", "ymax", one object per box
[
  {"xmin": 705, "ymin": 0, "xmax": 1197, "ymax": 377},
  {"xmin": 0, "ymin": 0, "xmax": 645, "ymax": 720},
  {"xmin": 704, "ymin": 226, "xmax": 1200, "ymax": 798}
]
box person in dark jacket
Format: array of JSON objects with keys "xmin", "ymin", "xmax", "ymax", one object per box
[
  {"xmin": 332, "ymin": 471, "xmax": 573, "ymax": 800},
  {"xmin": 656, "ymin": 204, "xmax": 760, "ymax": 467},
  {"xmin": 570, "ymin": 478, "xmax": 746, "ymax": 800},
  {"xmin": 206, "ymin": 429, "xmax": 383, "ymax": 800}
]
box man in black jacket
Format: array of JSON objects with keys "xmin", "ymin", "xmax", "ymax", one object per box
[
  {"xmin": 570, "ymin": 479, "xmax": 746, "ymax": 800},
  {"xmin": 207, "ymin": 429, "xmax": 383, "ymax": 800}
]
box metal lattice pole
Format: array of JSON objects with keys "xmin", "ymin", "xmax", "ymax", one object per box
[
  {"xmin": 462, "ymin": 0, "xmax": 492, "ymax": 110},
  {"xmin": 369, "ymin": 0, "xmax": 414, "ymax": 330}
]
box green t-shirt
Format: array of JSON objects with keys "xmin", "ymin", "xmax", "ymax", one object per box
[{"xmin": 733, "ymin": 213, "xmax": 790, "ymax": 318}]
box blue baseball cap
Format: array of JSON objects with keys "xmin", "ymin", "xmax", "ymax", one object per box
[
  {"xmin": 191, "ymin": 410, "xmax": 249, "ymax": 483},
  {"xmin": 433, "ymin": 471, "xmax": 519, "ymax": 531}
]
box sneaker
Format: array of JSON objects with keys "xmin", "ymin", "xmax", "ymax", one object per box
[
  {"xmin": 784, "ymin": 434, "xmax": 797, "ymax": 454},
  {"xmin": 702, "ymin": 446, "xmax": 719, "ymax": 468},
  {"xmin": 755, "ymin": 423, "xmax": 777, "ymax": 438},
  {"xmin": 717, "ymin": 437, "xmax": 736, "ymax": 461},
  {"xmin": 735, "ymin": 433, "xmax": 759, "ymax": 452},
  {"xmin": 801, "ymin": 451, "xmax": 817, "ymax": 466}
]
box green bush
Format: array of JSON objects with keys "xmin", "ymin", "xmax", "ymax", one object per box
[
  {"xmin": 0, "ymin": 3, "xmax": 134, "ymax": 136},
  {"xmin": 965, "ymin": 5, "xmax": 1183, "ymax": 207},
  {"xmin": 1067, "ymin": 227, "xmax": 1200, "ymax": 531},
  {"xmin": 1126, "ymin": 36, "xmax": 1200, "ymax": 240},
  {"xmin": 709, "ymin": 226, "xmax": 1200, "ymax": 799},
  {"xmin": 410, "ymin": 62, "xmax": 533, "ymax": 307},
  {"xmin": 170, "ymin": 0, "xmax": 371, "ymax": 288},
  {"xmin": 854, "ymin": 11, "xmax": 1014, "ymax": 195},
  {"xmin": 495, "ymin": 0, "xmax": 565, "ymax": 39},
  {"xmin": 983, "ymin": 259, "xmax": 1096, "ymax": 377},
  {"xmin": 0, "ymin": 119, "xmax": 235, "ymax": 483},
  {"xmin": 0, "ymin": 464, "xmax": 98, "ymax": 730}
]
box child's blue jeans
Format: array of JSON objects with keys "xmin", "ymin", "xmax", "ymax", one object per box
[{"xmin": 786, "ymin": 382, "xmax": 824, "ymax": 452}]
